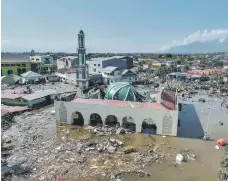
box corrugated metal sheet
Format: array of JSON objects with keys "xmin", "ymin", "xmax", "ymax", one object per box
[
  {"xmin": 1, "ymin": 106, "xmax": 29, "ymax": 117},
  {"xmin": 2, "ymin": 74, "xmax": 21, "ymax": 85},
  {"xmin": 102, "ymin": 66, "xmax": 119, "ymax": 73},
  {"xmin": 22, "ymin": 89, "xmax": 56, "ymax": 101},
  {"xmin": 21, "ymin": 71, "xmax": 43, "ymax": 78},
  {"xmin": 1, "ymin": 93, "xmax": 25, "ymax": 99},
  {"xmin": 161, "ymin": 90, "xmax": 176, "ymax": 110}
]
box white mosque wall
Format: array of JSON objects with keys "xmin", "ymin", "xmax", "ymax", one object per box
[{"xmin": 55, "ymin": 100, "xmax": 178, "ymax": 136}]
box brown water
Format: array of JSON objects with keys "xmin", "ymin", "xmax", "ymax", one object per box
[
  {"xmin": 57, "ymin": 125, "xmax": 223, "ymax": 181},
  {"xmin": 125, "ymin": 137, "xmax": 223, "ymax": 181}
]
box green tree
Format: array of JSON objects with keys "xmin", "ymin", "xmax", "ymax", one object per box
[
  {"xmin": 166, "ymin": 54, "xmax": 173, "ymax": 58},
  {"xmin": 176, "ymin": 59, "xmax": 182, "ymax": 65},
  {"xmin": 183, "ymin": 64, "xmax": 190, "ymax": 72}
]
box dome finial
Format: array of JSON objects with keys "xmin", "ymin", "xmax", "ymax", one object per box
[{"xmin": 79, "ymin": 29, "xmax": 84, "ymax": 35}]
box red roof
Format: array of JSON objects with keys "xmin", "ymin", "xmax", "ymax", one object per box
[
  {"xmin": 1, "ymin": 93, "xmax": 25, "ymax": 99},
  {"xmin": 58, "ymin": 68, "xmax": 77, "ymax": 73},
  {"xmin": 161, "ymin": 90, "xmax": 176, "ymax": 110},
  {"xmin": 1, "ymin": 106, "xmax": 29, "ymax": 117},
  {"xmin": 188, "ymin": 68, "xmax": 224, "ymax": 75},
  {"xmin": 71, "ymin": 98, "xmax": 170, "ymax": 110}
]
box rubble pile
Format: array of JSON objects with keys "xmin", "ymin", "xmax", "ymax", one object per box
[
  {"xmin": 1, "ymin": 82, "xmax": 75, "ymax": 95},
  {"xmin": 1, "ymin": 108, "xmax": 57, "ymax": 181},
  {"xmin": 93, "ymin": 126, "xmax": 131, "ymax": 135},
  {"xmin": 1, "ymin": 113, "xmax": 15, "ymax": 131},
  {"xmin": 1, "ymin": 107, "xmax": 171, "ymax": 181},
  {"xmin": 219, "ymin": 146, "xmax": 228, "ymax": 181}
]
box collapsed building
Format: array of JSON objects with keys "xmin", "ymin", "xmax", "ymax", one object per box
[{"xmin": 55, "ymin": 82, "xmax": 179, "ymax": 136}]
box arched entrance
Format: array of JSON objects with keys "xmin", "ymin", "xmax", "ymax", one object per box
[
  {"xmin": 72, "ymin": 111, "xmax": 84, "ymax": 126},
  {"xmin": 122, "ymin": 116, "xmax": 136, "ymax": 132},
  {"xmin": 142, "ymin": 118, "xmax": 157, "ymax": 135},
  {"xmin": 90, "ymin": 113, "xmax": 103, "ymax": 126},
  {"xmin": 7, "ymin": 70, "xmax": 13, "ymax": 75},
  {"xmin": 17, "ymin": 69, "xmax": 22, "ymax": 76},
  {"xmin": 105, "ymin": 115, "xmax": 119, "ymax": 127}
]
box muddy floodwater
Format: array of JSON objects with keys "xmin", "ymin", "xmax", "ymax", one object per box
[
  {"xmin": 125, "ymin": 138, "xmax": 223, "ymax": 181},
  {"xmin": 125, "ymin": 94, "xmax": 228, "ymax": 181},
  {"xmin": 2, "ymin": 94, "xmax": 228, "ymax": 181}
]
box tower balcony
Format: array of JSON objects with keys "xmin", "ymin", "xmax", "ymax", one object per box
[{"xmin": 77, "ymin": 48, "xmax": 86, "ymax": 51}]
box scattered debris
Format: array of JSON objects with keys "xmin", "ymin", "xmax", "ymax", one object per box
[
  {"xmin": 203, "ymin": 133, "xmax": 210, "ymax": 141},
  {"xmin": 176, "ymin": 154, "xmax": 184, "ymax": 164},
  {"xmin": 218, "ymin": 146, "xmax": 228, "ymax": 181},
  {"xmin": 123, "ymin": 146, "xmax": 136, "ymax": 154},
  {"xmin": 198, "ymin": 98, "xmax": 206, "ymax": 103},
  {"xmin": 217, "ymin": 139, "xmax": 226, "ymax": 147}
]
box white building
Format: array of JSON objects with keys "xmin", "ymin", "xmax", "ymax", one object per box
[
  {"xmin": 30, "ymin": 55, "xmax": 54, "ymax": 64},
  {"xmin": 166, "ymin": 61, "xmax": 177, "ymax": 67},
  {"xmin": 56, "ymin": 56, "xmax": 78, "ymax": 70},
  {"xmin": 55, "ymin": 68, "xmax": 76, "ymax": 85},
  {"xmin": 101, "ymin": 66, "xmax": 137, "ymax": 84},
  {"xmin": 20, "ymin": 71, "xmax": 44, "ymax": 84},
  {"xmin": 121, "ymin": 69, "xmax": 137, "ymax": 82},
  {"xmin": 102, "ymin": 66, "xmax": 122, "ymax": 84},
  {"xmin": 87, "ymin": 56, "xmax": 133, "ymax": 75},
  {"xmin": 224, "ymin": 65, "xmax": 228, "ymax": 72}
]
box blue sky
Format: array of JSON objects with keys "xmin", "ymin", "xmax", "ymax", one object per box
[{"xmin": 2, "ymin": 0, "xmax": 228, "ymax": 53}]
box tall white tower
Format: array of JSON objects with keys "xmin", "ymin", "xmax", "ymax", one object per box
[{"xmin": 76, "ymin": 30, "xmax": 89, "ymax": 90}]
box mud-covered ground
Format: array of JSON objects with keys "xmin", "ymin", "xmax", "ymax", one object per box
[{"xmin": 2, "ymin": 94, "xmax": 228, "ymax": 181}]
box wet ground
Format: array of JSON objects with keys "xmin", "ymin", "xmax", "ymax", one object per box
[
  {"xmin": 2, "ymin": 94, "xmax": 228, "ymax": 181},
  {"xmin": 125, "ymin": 94, "xmax": 228, "ymax": 181}
]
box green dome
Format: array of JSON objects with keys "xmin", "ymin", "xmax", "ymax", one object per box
[{"xmin": 105, "ymin": 82, "xmax": 144, "ymax": 102}]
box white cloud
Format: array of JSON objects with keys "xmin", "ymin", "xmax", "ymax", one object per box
[{"xmin": 160, "ymin": 29, "xmax": 228, "ymax": 51}]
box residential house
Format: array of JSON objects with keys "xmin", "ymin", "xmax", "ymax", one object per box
[
  {"xmin": 1, "ymin": 53, "xmax": 55, "ymax": 76},
  {"xmin": 121, "ymin": 69, "xmax": 137, "ymax": 82},
  {"xmin": 55, "ymin": 68, "xmax": 77, "ymax": 84},
  {"xmin": 20, "ymin": 71, "xmax": 44, "ymax": 84},
  {"xmin": 30, "ymin": 55, "xmax": 55, "ymax": 73},
  {"xmin": 102, "ymin": 66, "xmax": 122, "ymax": 84},
  {"xmin": 1, "ymin": 53, "xmax": 32, "ymax": 76},
  {"xmin": 56, "ymin": 56, "xmax": 78, "ymax": 70},
  {"xmin": 165, "ymin": 61, "xmax": 177, "ymax": 67},
  {"xmin": 1, "ymin": 90, "xmax": 56, "ymax": 108},
  {"xmin": 87, "ymin": 56, "xmax": 133, "ymax": 75}
]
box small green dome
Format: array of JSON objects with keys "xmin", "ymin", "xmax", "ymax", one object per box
[{"xmin": 105, "ymin": 82, "xmax": 144, "ymax": 102}]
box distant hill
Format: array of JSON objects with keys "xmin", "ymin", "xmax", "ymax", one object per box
[{"xmin": 162, "ymin": 39, "xmax": 228, "ymax": 54}]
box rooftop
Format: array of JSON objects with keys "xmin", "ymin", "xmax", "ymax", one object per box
[
  {"xmin": 188, "ymin": 68, "xmax": 224, "ymax": 75},
  {"xmin": 1, "ymin": 53, "xmax": 31, "ymax": 63},
  {"xmin": 57, "ymin": 68, "xmax": 77, "ymax": 73},
  {"xmin": 1, "ymin": 93, "xmax": 25, "ymax": 99},
  {"xmin": 121, "ymin": 69, "xmax": 136, "ymax": 75},
  {"xmin": 71, "ymin": 98, "xmax": 170, "ymax": 110},
  {"xmin": 105, "ymin": 82, "xmax": 144, "ymax": 102},
  {"xmin": 22, "ymin": 89, "xmax": 56, "ymax": 101},
  {"xmin": 102, "ymin": 66, "xmax": 119, "ymax": 73},
  {"xmin": 1, "ymin": 106, "xmax": 30, "ymax": 117},
  {"xmin": 90, "ymin": 56, "xmax": 126, "ymax": 62},
  {"xmin": 1, "ymin": 74, "xmax": 21, "ymax": 85},
  {"xmin": 21, "ymin": 71, "xmax": 43, "ymax": 78}
]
